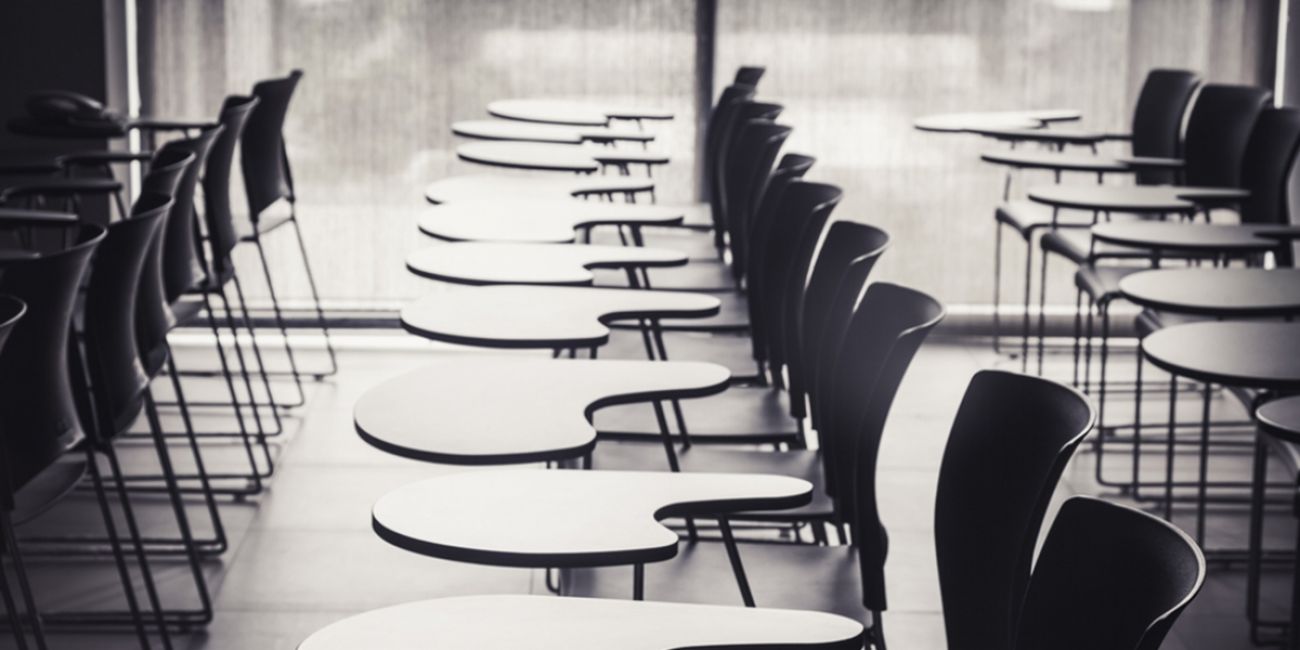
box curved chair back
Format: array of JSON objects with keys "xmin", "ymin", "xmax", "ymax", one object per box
[
  {"xmin": 84, "ymin": 194, "xmax": 171, "ymax": 438},
  {"xmin": 818, "ymin": 282, "xmax": 943, "ymax": 613},
  {"xmin": 203, "ymin": 95, "xmax": 260, "ymax": 277},
  {"xmin": 745, "ymin": 153, "xmax": 816, "ymax": 362},
  {"xmin": 1130, "ymin": 69, "xmax": 1200, "ymax": 185},
  {"xmin": 757, "ymin": 181, "xmax": 841, "ymax": 380},
  {"xmin": 793, "ymin": 222, "xmax": 890, "ymax": 425},
  {"xmin": 1014, "ymin": 496, "xmax": 1205, "ymax": 650},
  {"xmin": 723, "ymin": 118, "xmax": 792, "ymax": 283},
  {"xmin": 703, "ymin": 84, "xmax": 757, "ymax": 230},
  {"xmin": 714, "ymin": 100, "xmax": 783, "ymax": 250},
  {"xmin": 0, "ymin": 225, "xmax": 106, "ymax": 489},
  {"xmin": 136, "ymin": 145, "xmax": 196, "ymax": 375},
  {"xmin": 734, "ymin": 66, "xmax": 765, "ymax": 86},
  {"xmin": 162, "ymin": 126, "xmax": 224, "ymax": 303},
  {"xmin": 934, "ymin": 370, "xmax": 1095, "ymax": 650},
  {"xmin": 243, "ymin": 70, "xmax": 303, "ymax": 221},
  {"xmin": 1238, "ymin": 108, "xmax": 1300, "ymax": 230},
  {"xmin": 1183, "ymin": 84, "xmax": 1272, "ymax": 188}
]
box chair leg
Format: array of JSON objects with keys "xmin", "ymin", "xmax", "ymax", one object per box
[
  {"xmin": 231, "ymin": 266, "xmax": 304, "ymax": 409},
  {"xmin": 717, "ymin": 518, "xmax": 755, "ymax": 607},
  {"xmin": 99, "ymin": 445, "xmax": 173, "ymax": 649},
  {"xmin": 288, "ymin": 212, "xmax": 339, "ymax": 378},
  {"xmin": 1035, "ymin": 247, "xmax": 1050, "ymax": 377},
  {"xmin": 1020, "ymin": 234, "xmax": 1035, "ymax": 373},
  {"xmin": 161, "ymin": 350, "xmax": 229, "ymax": 547},
  {"xmin": 0, "ymin": 511, "xmax": 42, "ymax": 650},
  {"xmin": 870, "ymin": 609, "xmax": 887, "ymax": 650},
  {"xmin": 212, "ymin": 288, "xmax": 277, "ymax": 465},
  {"xmin": 198, "ymin": 293, "xmax": 269, "ymax": 490},
  {"xmin": 249, "ymin": 234, "xmax": 309, "ymax": 404},
  {"xmin": 81, "ymin": 448, "xmax": 152, "ymax": 649},
  {"xmin": 992, "ymin": 221, "xmax": 1004, "ymax": 354}
]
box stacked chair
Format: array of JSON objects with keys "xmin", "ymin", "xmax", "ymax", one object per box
[
  {"xmin": 0, "ymin": 71, "xmax": 330, "ymax": 649},
  {"xmin": 300, "ymin": 68, "xmax": 1209, "ymax": 650}
]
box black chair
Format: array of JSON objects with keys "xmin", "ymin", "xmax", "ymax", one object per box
[
  {"xmin": 934, "ymin": 370, "xmax": 1095, "ymax": 650},
  {"xmin": 574, "ymin": 281, "xmax": 944, "ymax": 650},
  {"xmin": 240, "ymin": 70, "xmax": 339, "ymax": 381},
  {"xmin": 733, "ymin": 65, "xmax": 765, "ymax": 86},
  {"xmin": 1013, "ymin": 496, "xmax": 1204, "ymax": 650},
  {"xmin": 990, "ymin": 69, "xmax": 1200, "ymax": 354},
  {"xmin": 0, "ymin": 224, "xmax": 165, "ymax": 649}
]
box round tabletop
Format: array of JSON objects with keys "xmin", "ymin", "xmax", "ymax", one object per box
[
  {"xmin": 1119, "ymin": 269, "xmax": 1300, "ymax": 318},
  {"xmin": 424, "ymin": 174, "xmax": 654, "ymax": 204},
  {"xmin": 416, "ymin": 198, "xmax": 684, "ymax": 243},
  {"xmin": 1091, "ymin": 222, "xmax": 1283, "ymax": 254},
  {"xmin": 968, "ymin": 126, "xmax": 1107, "ymax": 144},
  {"xmin": 980, "ymin": 150, "xmax": 1130, "ymax": 173},
  {"xmin": 458, "ymin": 141, "xmax": 668, "ymax": 172},
  {"xmin": 488, "ymin": 99, "xmax": 673, "ymax": 126},
  {"xmin": 1142, "ymin": 322, "xmax": 1300, "ymax": 390},
  {"xmin": 354, "ymin": 357, "xmax": 730, "ymax": 465},
  {"xmin": 452, "ymin": 120, "xmax": 655, "ymax": 144},
  {"xmin": 1257, "ymin": 396, "xmax": 1300, "ymax": 445},
  {"xmin": 913, "ymin": 108, "xmax": 1080, "ymax": 133},
  {"xmin": 372, "ymin": 468, "xmax": 812, "ymax": 567},
  {"xmin": 400, "ymin": 285, "xmax": 721, "ymax": 349},
  {"xmin": 406, "ymin": 242, "xmax": 687, "ymax": 286},
  {"xmin": 298, "ymin": 595, "xmax": 865, "ymax": 650}
]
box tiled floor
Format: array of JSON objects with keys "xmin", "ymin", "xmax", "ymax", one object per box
[{"xmin": 2, "ymin": 331, "xmax": 1293, "ymax": 649}]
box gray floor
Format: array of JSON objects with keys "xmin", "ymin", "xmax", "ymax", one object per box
[{"xmin": 2, "ymin": 331, "xmax": 1293, "ymax": 649}]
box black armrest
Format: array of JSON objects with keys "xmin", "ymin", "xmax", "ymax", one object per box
[
  {"xmin": 57, "ymin": 150, "xmax": 153, "ymax": 166},
  {"xmin": 0, "ymin": 206, "xmax": 78, "ymax": 226},
  {"xmin": 0, "ymin": 152, "xmax": 62, "ymax": 175},
  {"xmin": 1118, "ymin": 156, "xmax": 1184, "ymax": 170},
  {"xmin": 128, "ymin": 117, "xmax": 218, "ymax": 132},
  {"xmin": 1, "ymin": 177, "xmax": 123, "ymax": 199}
]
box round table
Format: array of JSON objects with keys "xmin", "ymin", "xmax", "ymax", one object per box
[
  {"xmin": 451, "ymin": 120, "xmax": 655, "ymax": 145},
  {"xmin": 1091, "ymin": 222, "xmax": 1283, "ymax": 256},
  {"xmin": 1141, "ymin": 322, "xmax": 1300, "ymax": 547},
  {"xmin": 981, "ymin": 150, "xmax": 1131, "ymax": 174},
  {"xmin": 488, "ymin": 99, "xmax": 673, "ymax": 127},
  {"xmin": 1119, "ymin": 269, "xmax": 1300, "ymax": 318},
  {"xmin": 913, "ymin": 108, "xmax": 1080, "ymax": 133}
]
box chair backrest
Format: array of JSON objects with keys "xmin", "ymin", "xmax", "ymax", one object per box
[
  {"xmin": 0, "ymin": 296, "xmax": 25, "ymax": 509},
  {"xmin": 1182, "ymin": 84, "xmax": 1272, "ymax": 188},
  {"xmin": 934, "ymin": 370, "xmax": 1095, "ymax": 650},
  {"xmin": 1238, "ymin": 108, "xmax": 1300, "ymax": 231},
  {"xmin": 203, "ymin": 94, "xmax": 260, "ymax": 274},
  {"xmin": 723, "ymin": 118, "xmax": 792, "ymax": 284},
  {"xmin": 734, "ymin": 66, "xmax": 765, "ymax": 86},
  {"xmin": 703, "ymin": 84, "xmax": 757, "ymax": 227},
  {"xmin": 713, "ymin": 100, "xmax": 783, "ymax": 249},
  {"xmin": 1014, "ymin": 496, "xmax": 1205, "ymax": 650},
  {"xmin": 0, "ymin": 225, "xmax": 106, "ymax": 490},
  {"xmin": 745, "ymin": 153, "xmax": 816, "ymax": 363},
  {"xmin": 83, "ymin": 194, "xmax": 171, "ymax": 438},
  {"xmin": 756, "ymin": 181, "xmax": 841, "ymax": 380},
  {"xmin": 136, "ymin": 146, "xmax": 197, "ymax": 377},
  {"xmin": 243, "ymin": 70, "xmax": 303, "ymax": 220},
  {"xmin": 1130, "ymin": 69, "xmax": 1200, "ymax": 185},
  {"xmin": 792, "ymin": 222, "xmax": 890, "ymax": 424},
  {"xmin": 821, "ymin": 282, "xmax": 944, "ymax": 613},
  {"xmin": 162, "ymin": 126, "xmax": 223, "ymax": 303}
]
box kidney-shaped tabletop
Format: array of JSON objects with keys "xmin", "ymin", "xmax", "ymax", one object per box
[
  {"xmin": 373, "ymin": 469, "xmax": 813, "ymax": 567},
  {"xmin": 913, "ymin": 108, "xmax": 1080, "ymax": 133},
  {"xmin": 400, "ymin": 284, "xmax": 721, "ymax": 349},
  {"xmin": 299, "ymin": 594, "xmax": 864, "ymax": 650},
  {"xmin": 354, "ymin": 357, "xmax": 730, "ymax": 465},
  {"xmin": 488, "ymin": 99, "xmax": 674, "ymax": 126},
  {"xmin": 417, "ymin": 198, "xmax": 684, "ymax": 243},
  {"xmin": 406, "ymin": 242, "xmax": 688, "ymax": 286},
  {"xmin": 458, "ymin": 141, "xmax": 669, "ymax": 173},
  {"xmin": 424, "ymin": 174, "xmax": 655, "ymax": 204},
  {"xmin": 452, "ymin": 120, "xmax": 656, "ymax": 145}
]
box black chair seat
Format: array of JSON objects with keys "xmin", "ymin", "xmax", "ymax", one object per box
[
  {"xmin": 566, "ymin": 542, "xmax": 872, "ymax": 622},
  {"xmin": 594, "ymin": 386, "xmax": 797, "ymax": 443},
  {"xmin": 239, "ymin": 212, "xmax": 294, "ymax": 241},
  {"xmin": 1073, "ymin": 265, "xmax": 1147, "ymax": 302},
  {"xmin": 11, "ymin": 457, "xmax": 88, "ymax": 526},
  {"xmin": 1040, "ymin": 228, "xmax": 1154, "ymax": 264},
  {"xmin": 600, "ymin": 329, "xmax": 760, "ymax": 381},
  {"xmin": 995, "ymin": 200, "xmax": 1092, "ymax": 239},
  {"xmin": 590, "ymin": 442, "xmax": 832, "ymax": 521}
]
